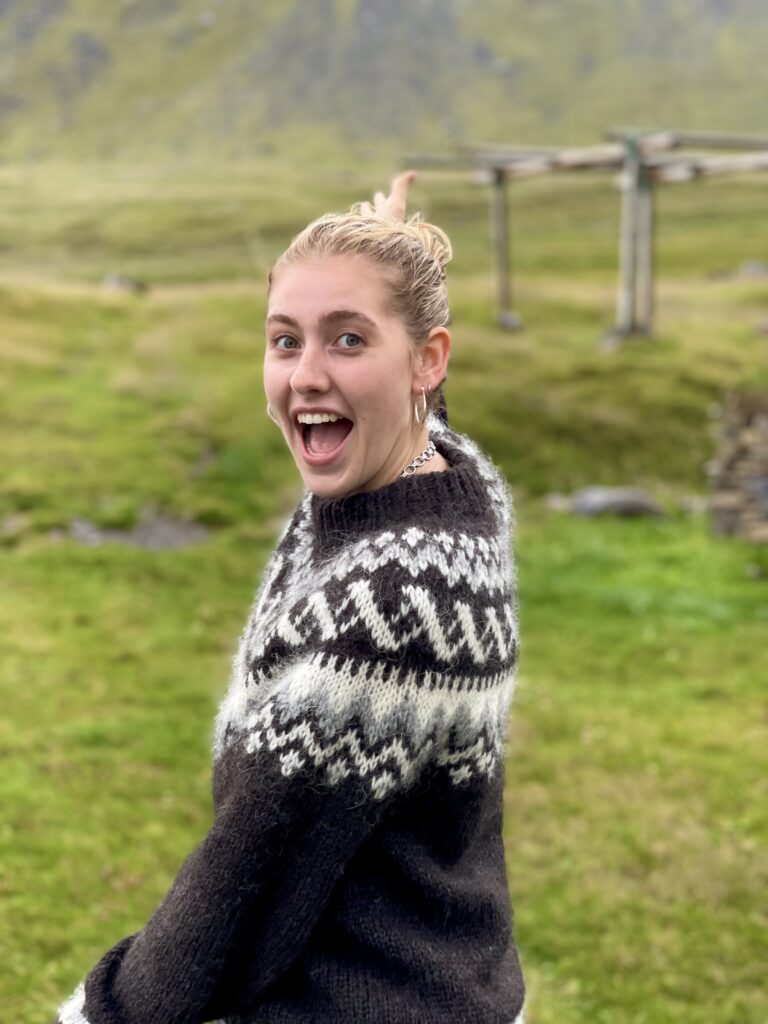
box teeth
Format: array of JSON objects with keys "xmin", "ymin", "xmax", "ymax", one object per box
[{"xmin": 296, "ymin": 412, "xmax": 344, "ymax": 424}]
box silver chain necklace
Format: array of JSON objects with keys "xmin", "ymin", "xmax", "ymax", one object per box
[{"xmin": 401, "ymin": 438, "xmax": 437, "ymax": 477}]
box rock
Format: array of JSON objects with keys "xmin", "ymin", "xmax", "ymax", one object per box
[
  {"xmin": 498, "ymin": 310, "xmax": 523, "ymax": 330},
  {"xmin": 51, "ymin": 509, "xmax": 208, "ymax": 549},
  {"xmin": 68, "ymin": 518, "xmax": 106, "ymax": 545},
  {"xmin": 744, "ymin": 523, "xmax": 768, "ymax": 544},
  {"xmin": 709, "ymin": 493, "xmax": 742, "ymax": 535},
  {"xmin": 100, "ymin": 273, "xmax": 148, "ymax": 295},
  {"xmin": 735, "ymin": 259, "xmax": 768, "ymax": 280},
  {"xmin": 129, "ymin": 512, "xmax": 208, "ymax": 549},
  {"xmin": 569, "ymin": 486, "xmax": 665, "ymax": 518},
  {"xmin": 708, "ymin": 389, "xmax": 768, "ymax": 542}
]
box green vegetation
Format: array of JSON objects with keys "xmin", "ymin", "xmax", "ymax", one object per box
[
  {"xmin": 2, "ymin": 162, "xmax": 767, "ymax": 1024},
  {"xmin": 4, "ymin": 0, "xmax": 768, "ymax": 160}
]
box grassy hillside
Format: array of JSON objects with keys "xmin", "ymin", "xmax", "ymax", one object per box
[
  {"xmin": 3, "ymin": 0, "xmax": 768, "ymax": 159},
  {"xmin": 1, "ymin": 161, "xmax": 767, "ymax": 1024}
]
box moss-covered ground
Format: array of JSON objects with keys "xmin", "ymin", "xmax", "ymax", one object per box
[{"xmin": 2, "ymin": 163, "xmax": 766, "ymax": 1023}]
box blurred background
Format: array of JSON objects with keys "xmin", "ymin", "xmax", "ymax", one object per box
[{"xmin": 1, "ymin": 2, "xmax": 766, "ymax": 1022}]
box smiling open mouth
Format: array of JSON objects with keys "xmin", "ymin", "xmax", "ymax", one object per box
[{"xmin": 297, "ymin": 416, "xmax": 354, "ymax": 463}]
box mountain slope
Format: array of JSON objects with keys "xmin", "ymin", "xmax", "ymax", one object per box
[{"xmin": 1, "ymin": 0, "xmax": 768, "ymax": 159}]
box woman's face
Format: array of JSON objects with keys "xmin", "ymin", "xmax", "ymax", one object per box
[{"xmin": 264, "ymin": 254, "xmax": 422, "ymax": 498}]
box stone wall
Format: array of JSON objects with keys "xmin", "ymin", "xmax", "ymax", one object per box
[{"xmin": 708, "ymin": 389, "xmax": 768, "ymax": 543}]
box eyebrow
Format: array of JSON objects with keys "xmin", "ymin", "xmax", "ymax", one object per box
[{"xmin": 266, "ymin": 309, "xmax": 378, "ymax": 331}]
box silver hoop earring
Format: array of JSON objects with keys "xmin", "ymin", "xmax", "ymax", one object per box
[
  {"xmin": 414, "ymin": 387, "xmax": 428, "ymax": 425},
  {"xmin": 266, "ymin": 403, "xmax": 278, "ymax": 424}
]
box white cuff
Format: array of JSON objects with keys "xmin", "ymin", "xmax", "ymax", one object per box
[{"xmin": 57, "ymin": 980, "xmax": 90, "ymax": 1024}]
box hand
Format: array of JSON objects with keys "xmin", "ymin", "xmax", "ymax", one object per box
[{"xmin": 358, "ymin": 169, "xmax": 416, "ymax": 221}]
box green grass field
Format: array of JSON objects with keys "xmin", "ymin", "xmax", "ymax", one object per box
[{"xmin": 2, "ymin": 162, "xmax": 767, "ymax": 1023}]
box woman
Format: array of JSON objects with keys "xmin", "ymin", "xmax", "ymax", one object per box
[{"xmin": 56, "ymin": 172, "xmax": 526, "ymax": 1024}]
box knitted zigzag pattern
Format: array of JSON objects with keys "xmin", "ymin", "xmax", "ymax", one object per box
[{"xmin": 212, "ymin": 416, "xmax": 520, "ymax": 802}]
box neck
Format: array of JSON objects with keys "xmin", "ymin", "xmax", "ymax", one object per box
[
  {"xmin": 309, "ymin": 425, "xmax": 489, "ymax": 548},
  {"xmin": 409, "ymin": 448, "xmax": 449, "ymax": 476},
  {"xmin": 345, "ymin": 426, "xmax": 432, "ymax": 496}
]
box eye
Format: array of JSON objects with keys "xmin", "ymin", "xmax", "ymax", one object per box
[
  {"xmin": 337, "ymin": 332, "xmax": 364, "ymax": 350},
  {"xmin": 273, "ymin": 334, "xmax": 299, "ymax": 351}
]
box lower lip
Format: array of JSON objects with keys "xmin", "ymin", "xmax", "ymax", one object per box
[{"xmin": 297, "ymin": 422, "xmax": 354, "ymax": 467}]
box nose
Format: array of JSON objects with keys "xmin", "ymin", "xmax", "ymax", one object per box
[{"xmin": 290, "ymin": 341, "xmax": 331, "ymax": 395}]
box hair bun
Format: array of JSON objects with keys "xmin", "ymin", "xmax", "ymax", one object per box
[
  {"xmin": 403, "ymin": 214, "xmax": 452, "ymax": 275},
  {"xmin": 349, "ymin": 190, "xmax": 452, "ymax": 277}
]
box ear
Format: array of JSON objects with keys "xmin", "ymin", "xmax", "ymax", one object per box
[{"xmin": 412, "ymin": 327, "xmax": 451, "ymax": 395}]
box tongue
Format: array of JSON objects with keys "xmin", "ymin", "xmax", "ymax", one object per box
[{"xmin": 307, "ymin": 420, "xmax": 352, "ymax": 454}]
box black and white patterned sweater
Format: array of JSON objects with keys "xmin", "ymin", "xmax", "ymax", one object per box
[{"xmin": 56, "ymin": 414, "xmax": 526, "ymax": 1024}]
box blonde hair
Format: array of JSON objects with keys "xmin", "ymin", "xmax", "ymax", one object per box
[{"xmin": 268, "ymin": 203, "xmax": 452, "ymax": 414}]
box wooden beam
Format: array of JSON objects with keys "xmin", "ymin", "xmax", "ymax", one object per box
[
  {"xmin": 658, "ymin": 130, "xmax": 768, "ymax": 151},
  {"xmin": 607, "ymin": 127, "xmax": 768, "ymax": 151},
  {"xmin": 403, "ymin": 152, "xmax": 476, "ymax": 169},
  {"xmin": 409, "ymin": 141, "xmax": 768, "ymax": 181},
  {"xmin": 556, "ymin": 143, "xmax": 624, "ymax": 167},
  {"xmin": 649, "ymin": 151, "xmax": 768, "ymax": 181},
  {"xmin": 501, "ymin": 157, "xmax": 559, "ymax": 178}
]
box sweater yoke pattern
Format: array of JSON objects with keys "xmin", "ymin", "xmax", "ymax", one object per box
[{"xmin": 212, "ymin": 416, "xmax": 520, "ymax": 802}]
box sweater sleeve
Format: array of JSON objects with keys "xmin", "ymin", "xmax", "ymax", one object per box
[{"xmin": 55, "ymin": 565, "xmax": 457, "ymax": 1024}]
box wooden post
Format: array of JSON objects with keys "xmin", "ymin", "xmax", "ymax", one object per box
[
  {"xmin": 635, "ymin": 163, "xmax": 655, "ymax": 333},
  {"xmin": 489, "ymin": 165, "xmax": 522, "ymax": 330},
  {"xmin": 615, "ymin": 136, "xmax": 641, "ymax": 335}
]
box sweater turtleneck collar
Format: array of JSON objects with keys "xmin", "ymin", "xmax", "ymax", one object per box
[{"xmin": 309, "ymin": 427, "xmax": 492, "ymax": 548}]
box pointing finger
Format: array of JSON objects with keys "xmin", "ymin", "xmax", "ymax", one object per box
[{"xmin": 382, "ymin": 170, "xmax": 416, "ymax": 220}]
